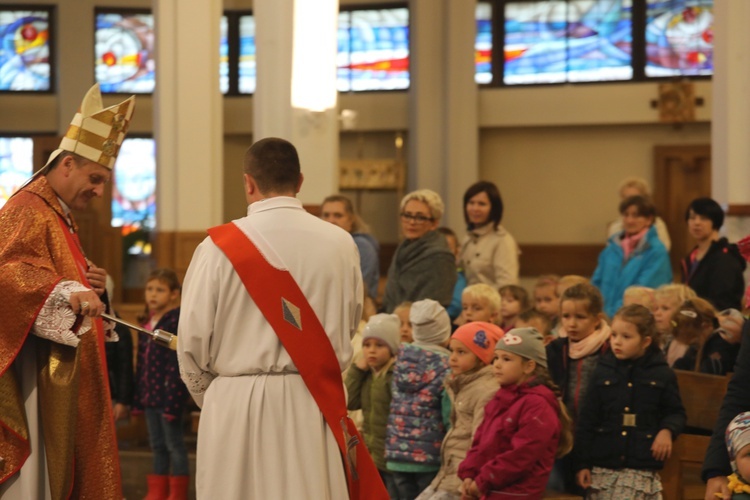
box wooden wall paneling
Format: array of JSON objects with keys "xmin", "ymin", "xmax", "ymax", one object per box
[
  {"xmin": 380, "ymin": 242, "xmax": 397, "ymax": 276},
  {"xmin": 303, "ymin": 204, "xmax": 321, "ymax": 217},
  {"xmin": 32, "ymin": 135, "xmax": 60, "ymax": 174},
  {"xmin": 727, "ymin": 204, "xmax": 750, "ymax": 216},
  {"xmin": 519, "ymin": 244, "xmax": 604, "ymax": 278},
  {"xmin": 653, "ymin": 145, "xmax": 711, "ymax": 276},
  {"xmin": 153, "ymin": 231, "xmax": 208, "ymax": 284}
]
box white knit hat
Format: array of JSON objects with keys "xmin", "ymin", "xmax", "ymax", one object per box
[
  {"xmin": 362, "ymin": 313, "xmax": 401, "ymax": 355},
  {"xmin": 410, "ymin": 299, "xmax": 451, "ymax": 346}
]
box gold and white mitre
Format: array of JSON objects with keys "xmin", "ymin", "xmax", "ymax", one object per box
[{"xmin": 44, "ymin": 83, "xmax": 136, "ymax": 170}]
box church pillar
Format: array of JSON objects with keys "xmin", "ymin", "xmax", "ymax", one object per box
[
  {"xmin": 712, "ymin": 0, "xmax": 750, "ymax": 242},
  {"xmin": 408, "ymin": 0, "xmax": 478, "ymax": 232},
  {"xmin": 153, "ymin": 0, "xmax": 224, "ymax": 276}
]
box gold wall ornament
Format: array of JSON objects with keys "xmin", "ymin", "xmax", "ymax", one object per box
[
  {"xmin": 339, "ymin": 158, "xmax": 405, "ymax": 190},
  {"xmin": 657, "ymin": 81, "xmax": 696, "ymax": 124}
]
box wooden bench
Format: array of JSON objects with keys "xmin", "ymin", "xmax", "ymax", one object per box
[{"xmin": 661, "ymin": 370, "xmax": 731, "ymax": 500}]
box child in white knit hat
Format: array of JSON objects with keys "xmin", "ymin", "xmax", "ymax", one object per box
[
  {"xmin": 385, "ymin": 300, "xmax": 452, "ymax": 499},
  {"xmin": 725, "ymin": 412, "xmax": 750, "ymax": 498},
  {"xmin": 345, "ymin": 313, "xmax": 401, "ymax": 497}
]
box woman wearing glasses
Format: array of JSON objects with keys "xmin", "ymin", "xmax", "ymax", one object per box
[
  {"xmin": 459, "ymin": 181, "xmax": 520, "ymax": 289},
  {"xmin": 382, "ymin": 189, "xmax": 457, "ymax": 314}
]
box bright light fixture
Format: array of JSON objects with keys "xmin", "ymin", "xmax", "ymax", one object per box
[{"xmin": 291, "ymin": 0, "xmax": 338, "ymax": 111}]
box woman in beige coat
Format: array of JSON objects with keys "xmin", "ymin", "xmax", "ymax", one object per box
[{"xmin": 459, "ymin": 181, "xmax": 520, "ymax": 289}]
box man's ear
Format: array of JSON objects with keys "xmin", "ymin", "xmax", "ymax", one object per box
[
  {"xmin": 244, "ymin": 173, "xmax": 256, "ymax": 197},
  {"xmin": 295, "ymin": 173, "xmax": 304, "ymax": 194},
  {"xmin": 61, "ymin": 155, "xmax": 76, "ymax": 176}
]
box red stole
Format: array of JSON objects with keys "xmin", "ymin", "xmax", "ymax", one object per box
[
  {"xmin": 56, "ymin": 216, "xmax": 111, "ymax": 382},
  {"xmin": 208, "ymin": 222, "xmax": 388, "ymax": 500}
]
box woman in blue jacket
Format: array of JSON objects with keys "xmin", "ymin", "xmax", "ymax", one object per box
[{"xmin": 593, "ymin": 196, "xmax": 673, "ymax": 318}]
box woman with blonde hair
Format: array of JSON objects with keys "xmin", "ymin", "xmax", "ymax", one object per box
[{"xmin": 382, "ymin": 190, "xmax": 457, "ymax": 313}]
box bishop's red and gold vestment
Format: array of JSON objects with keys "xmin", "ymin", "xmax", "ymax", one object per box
[{"xmin": 0, "ymin": 175, "xmax": 121, "ymax": 499}]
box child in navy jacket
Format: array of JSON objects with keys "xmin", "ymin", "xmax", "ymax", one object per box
[
  {"xmin": 575, "ymin": 304, "xmax": 686, "ymax": 499},
  {"xmin": 134, "ymin": 268, "xmax": 191, "ymax": 499}
]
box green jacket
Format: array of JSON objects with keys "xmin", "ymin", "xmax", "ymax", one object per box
[{"xmin": 345, "ymin": 361, "xmax": 395, "ymax": 471}]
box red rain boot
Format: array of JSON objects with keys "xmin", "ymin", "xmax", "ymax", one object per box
[
  {"xmin": 167, "ymin": 475, "xmax": 190, "ymax": 500},
  {"xmin": 143, "ymin": 474, "xmax": 169, "ymax": 500}
]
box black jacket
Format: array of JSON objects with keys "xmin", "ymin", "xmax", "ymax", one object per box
[
  {"xmin": 574, "ymin": 347, "xmax": 686, "ymax": 472},
  {"xmin": 671, "ymin": 330, "xmax": 740, "ymax": 376},
  {"xmin": 681, "ymin": 238, "xmax": 746, "ymax": 311},
  {"xmin": 702, "ymin": 320, "xmax": 750, "ymax": 481},
  {"xmin": 106, "ymin": 320, "xmax": 134, "ymax": 406},
  {"xmin": 546, "ymin": 337, "xmax": 610, "ymax": 405}
]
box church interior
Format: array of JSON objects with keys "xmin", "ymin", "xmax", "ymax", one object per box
[{"xmin": 1, "ymin": 0, "xmax": 748, "ymax": 498}]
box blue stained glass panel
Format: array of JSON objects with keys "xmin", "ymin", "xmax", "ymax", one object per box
[
  {"xmin": 645, "ymin": 0, "xmax": 713, "ymax": 77},
  {"xmin": 337, "ymin": 8, "xmax": 409, "ymax": 92},
  {"xmin": 337, "ymin": 12, "xmax": 352, "ymax": 91},
  {"xmin": 476, "ymin": 3, "xmax": 493, "ymax": 84},
  {"xmin": 238, "ymin": 15, "xmax": 256, "ymax": 94},
  {"xmin": 112, "ymin": 138, "xmax": 156, "ymax": 233},
  {"xmin": 504, "ymin": 0, "xmax": 632, "ymax": 85},
  {"xmin": 220, "ymin": 15, "xmax": 229, "ymax": 94},
  {"xmin": 0, "ymin": 10, "xmax": 51, "ymax": 91},
  {"xmin": 0, "ymin": 137, "xmax": 33, "ymax": 208},
  {"xmin": 95, "ymin": 13, "xmax": 155, "ymax": 93}
]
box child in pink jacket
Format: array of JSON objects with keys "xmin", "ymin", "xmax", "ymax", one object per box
[{"xmin": 458, "ymin": 328, "xmax": 572, "ymax": 499}]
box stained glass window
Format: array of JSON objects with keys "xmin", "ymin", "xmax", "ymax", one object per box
[
  {"xmin": 0, "ymin": 9, "xmax": 51, "ymax": 91},
  {"xmin": 476, "ymin": 3, "xmax": 493, "ymax": 84},
  {"xmin": 238, "ymin": 15, "xmax": 256, "ymax": 94},
  {"xmin": 0, "ymin": 137, "xmax": 33, "ymax": 208},
  {"xmin": 504, "ymin": 0, "xmax": 633, "ymax": 84},
  {"xmin": 112, "ymin": 138, "xmax": 156, "ymax": 234},
  {"xmin": 95, "ymin": 11, "xmax": 155, "ymax": 94},
  {"xmin": 338, "ymin": 7, "xmax": 409, "ymax": 92},
  {"xmin": 220, "ymin": 15, "xmax": 229, "ymax": 94},
  {"xmin": 645, "ymin": 0, "xmax": 713, "ymax": 77}
]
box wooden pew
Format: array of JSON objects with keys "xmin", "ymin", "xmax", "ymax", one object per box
[{"xmin": 661, "ymin": 370, "xmax": 731, "ymax": 500}]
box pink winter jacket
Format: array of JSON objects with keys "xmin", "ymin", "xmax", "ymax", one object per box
[{"xmin": 457, "ymin": 381, "xmax": 561, "ymax": 499}]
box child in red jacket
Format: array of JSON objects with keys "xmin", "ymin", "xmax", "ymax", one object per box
[{"xmin": 458, "ymin": 328, "xmax": 572, "ymax": 499}]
